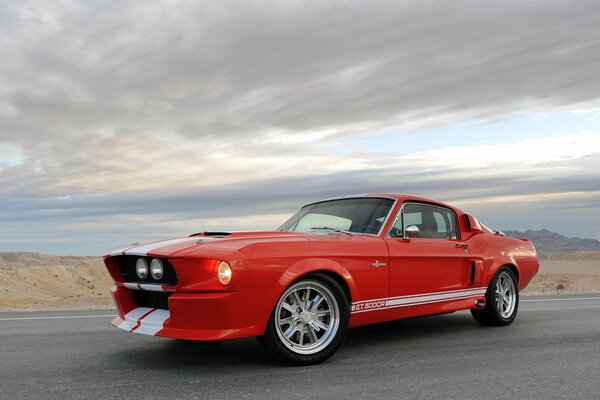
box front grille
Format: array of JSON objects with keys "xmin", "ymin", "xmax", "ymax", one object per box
[
  {"xmin": 119, "ymin": 255, "xmax": 178, "ymax": 285},
  {"xmin": 133, "ymin": 290, "xmax": 171, "ymax": 310}
]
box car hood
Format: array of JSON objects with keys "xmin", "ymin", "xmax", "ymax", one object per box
[{"xmin": 105, "ymin": 231, "xmax": 316, "ymax": 258}]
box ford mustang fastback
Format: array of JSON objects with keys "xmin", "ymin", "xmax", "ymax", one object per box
[{"xmin": 104, "ymin": 194, "xmax": 539, "ymax": 364}]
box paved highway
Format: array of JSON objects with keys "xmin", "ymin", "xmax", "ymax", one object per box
[{"xmin": 1, "ymin": 294, "xmax": 599, "ymax": 400}]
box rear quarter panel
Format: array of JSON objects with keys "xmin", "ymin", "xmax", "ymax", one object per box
[{"xmin": 466, "ymin": 233, "xmax": 539, "ymax": 291}]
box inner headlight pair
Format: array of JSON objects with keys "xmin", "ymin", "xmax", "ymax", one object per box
[{"xmin": 135, "ymin": 258, "xmax": 163, "ymax": 280}]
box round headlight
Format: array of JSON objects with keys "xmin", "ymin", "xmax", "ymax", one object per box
[
  {"xmin": 135, "ymin": 258, "xmax": 148, "ymax": 279},
  {"xmin": 150, "ymin": 258, "xmax": 164, "ymax": 280},
  {"xmin": 217, "ymin": 261, "xmax": 232, "ymax": 286}
]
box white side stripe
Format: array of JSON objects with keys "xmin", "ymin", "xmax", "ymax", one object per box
[
  {"xmin": 387, "ymin": 288, "xmax": 486, "ymax": 307},
  {"xmin": 351, "ymin": 287, "xmax": 487, "ymax": 314}
]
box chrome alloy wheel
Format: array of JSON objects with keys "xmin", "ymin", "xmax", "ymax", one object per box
[
  {"xmin": 274, "ymin": 280, "xmax": 340, "ymax": 355},
  {"xmin": 495, "ymin": 270, "xmax": 517, "ymax": 319}
]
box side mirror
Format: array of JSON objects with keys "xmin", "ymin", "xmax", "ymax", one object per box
[{"xmin": 403, "ymin": 225, "xmax": 420, "ymax": 240}]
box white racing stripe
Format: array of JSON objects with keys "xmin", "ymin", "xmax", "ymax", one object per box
[
  {"xmin": 123, "ymin": 237, "xmax": 198, "ymax": 256},
  {"xmin": 116, "ymin": 307, "xmax": 154, "ymax": 331},
  {"xmin": 123, "ymin": 282, "xmax": 140, "ymax": 290},
  {"xmin": 139, "ymin": 284, "xmax": 167, "ymax": 292},
  {"xmin": 133, "ymin": 309, "xmax": 170, "ymax": 335},
  {"xmin": 123, "ymin": 283, "xmax": 168, "ymax": 292},
  {"xmin": 108, "ymin": 245, "xmax": 135, "ymax": 257},
  {"xmin": 115, "ymin": 307, "xmax": 170, "ymax": 336}
]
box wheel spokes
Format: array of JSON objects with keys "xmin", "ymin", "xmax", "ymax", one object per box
[
  {"xmin": 291, "ymin": 292, "xmax": 303, "ymax": 310},
  {"xmin": 275, "ymin": 283, "xmax": 339, "ymax": 353},
  {"xmin": 283, "ymin": 323, "xmax": 299, "ymax": 338},
  {"xmin": 494, "ymin": 271, "xmax": 517, "ymax": 318},
  {"xmin": 281, "ymin": 301, "xmax": 296, "ymax": 314},
  {"xmin": 307, "ymin": 326, "xmax": 319, "ymax": 343},
  {"xmin": 311, "ymin": 294, "xmax": 324, "ymax": 311}
]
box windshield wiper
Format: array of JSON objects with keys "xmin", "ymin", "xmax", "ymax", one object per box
[{"xmin": 310, "ymin": 227, "xmax": 354, "ymax": 236}]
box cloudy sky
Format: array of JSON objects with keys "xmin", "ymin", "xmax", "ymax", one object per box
[{"xmin": 1, "ymin": 0, "xmax": 600, "ymax": 254}]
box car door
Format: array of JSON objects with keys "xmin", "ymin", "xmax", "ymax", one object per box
[{"xmin": 385, "ymin": 203, "xmax": 472, "ymax": 300}]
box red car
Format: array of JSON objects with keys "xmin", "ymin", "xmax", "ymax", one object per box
[{"xmin": 105, "ymin": 194, "xmax": 539, "ymax": 364}]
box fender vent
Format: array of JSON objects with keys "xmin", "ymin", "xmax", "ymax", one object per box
[
  {"xmin": 468, "ymin": 261, "xmax": 476, "ymax": 284},
  {"xmin": 468, "ymin": 260, "xmax": 483, "ymax": 285}
]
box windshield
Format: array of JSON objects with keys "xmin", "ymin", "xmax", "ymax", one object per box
[{"xmin": 278, "ymin": 197, "xmax": 395, "ymax": 235}]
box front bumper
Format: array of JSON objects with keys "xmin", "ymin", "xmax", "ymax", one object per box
[{"xmin": 111, "ymin": 285, "xmax": 260, "ymax": 341}]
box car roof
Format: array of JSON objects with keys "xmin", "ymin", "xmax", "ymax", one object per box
[{"xmin": 306, "ymin": 193, "xmax": 460, "ymax": 212}]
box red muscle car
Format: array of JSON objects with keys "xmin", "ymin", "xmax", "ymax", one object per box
[{"xmin": 105, "ymin": 194, "xmax": 539, "ymax": 364}]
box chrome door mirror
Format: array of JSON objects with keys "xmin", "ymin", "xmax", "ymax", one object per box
[{"xmin": 403, "ymin": 225, "xmax": 420, "ymax": 240}]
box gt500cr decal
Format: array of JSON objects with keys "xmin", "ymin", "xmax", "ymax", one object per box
[{"xmin": 353, "ymin": 300, "xmax": 387, "ymax": 312}]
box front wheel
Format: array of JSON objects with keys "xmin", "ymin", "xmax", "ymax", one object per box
[
  {"xmin": 258, "ymin": 274, "xmax": 349, "ymax": 365},
  {"xmin": 471, "ymin": 266, "xmax": 519, "ymax": 326}
]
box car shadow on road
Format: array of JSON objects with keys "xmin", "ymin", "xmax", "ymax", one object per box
[{"xmin": 111, "ymin": 311, "xmax": 484, "ymax": 369}]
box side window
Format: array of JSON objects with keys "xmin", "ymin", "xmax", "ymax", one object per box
[{"xmin": 401, "ymin": 204, "xmax": 458, "ymax": 239}]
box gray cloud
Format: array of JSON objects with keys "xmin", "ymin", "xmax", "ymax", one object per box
[{"xmin": 4, "ymin": 1, "xmax": 600, "ymax": 142}]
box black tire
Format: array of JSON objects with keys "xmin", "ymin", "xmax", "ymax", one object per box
[
  {"xmin": 257, "ymin": 273, "xmax": 350, "ymax": 365},
  {"xmin": 471, "ymin": 266, "xmax": 519, "ymax": 326}
]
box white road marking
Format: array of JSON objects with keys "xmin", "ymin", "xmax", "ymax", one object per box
[
  {"xmin": 0, "ymin": 314, "xmax": 114, "ymax": 321},
  {"xmin": 521, "ymin": 297, "xmax": 600, "ymax": 302}
]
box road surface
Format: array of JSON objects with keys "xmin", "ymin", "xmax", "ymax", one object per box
[{"xmin": 1, "ymin": 294, "xmax": 599, "ymax": 400}]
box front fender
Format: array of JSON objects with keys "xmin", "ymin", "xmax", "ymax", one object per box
[
  {"xmin": 278, "ymin": 258, "xmax": 357, "ymax": 300},
  {"xmin": 252, "ymin": 257, "xmax": 357, "ymax": 335}
]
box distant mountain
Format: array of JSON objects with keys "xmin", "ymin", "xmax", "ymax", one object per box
[{"xmin": 502, "ymin": 229, "xmax": 600, "ymax": 255}]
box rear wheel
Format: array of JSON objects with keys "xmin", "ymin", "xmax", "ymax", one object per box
[
  {"xmin": 471, "ymin": 266, "xmax": 519, "ymax": 326},
  {"xmin": 258, "ymin": 274, "xmax": 349, "ymax": 365}
]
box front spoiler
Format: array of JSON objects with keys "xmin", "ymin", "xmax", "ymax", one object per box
[{"xmin": 112, "ymin": 307, "xmax": 170, "ymax": 336}]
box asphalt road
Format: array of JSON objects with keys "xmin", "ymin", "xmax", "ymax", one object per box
[{"xmin": 1, "ymin": 294, "xmax": 599, "ymax": 400}]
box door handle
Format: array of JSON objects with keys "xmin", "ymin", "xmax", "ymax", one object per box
[{"xmin": 456, "ymin": 243, "xmax": 469, "ymax": 251}]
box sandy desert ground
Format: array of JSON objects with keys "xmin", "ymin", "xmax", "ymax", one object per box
[
  {"xmin": 0, "ymin": 252, "xmax": 599, "ymax": 310},
  {"xmin": 0, "ymin": 253, "xmax": 113, "ymax": 310}
]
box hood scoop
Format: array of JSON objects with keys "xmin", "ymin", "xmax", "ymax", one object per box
[{"xmin": 189, "ymin": 231, "xmax": 232, "ymax": 237}]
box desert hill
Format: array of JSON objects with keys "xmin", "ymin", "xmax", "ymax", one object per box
[
  {"xmin": 502, "ymin": 229, "xmax": 600, "ymax": 256},
  {"xmin": 0, "ymin": 252, "xmax": 112, "ymax": 309}
]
